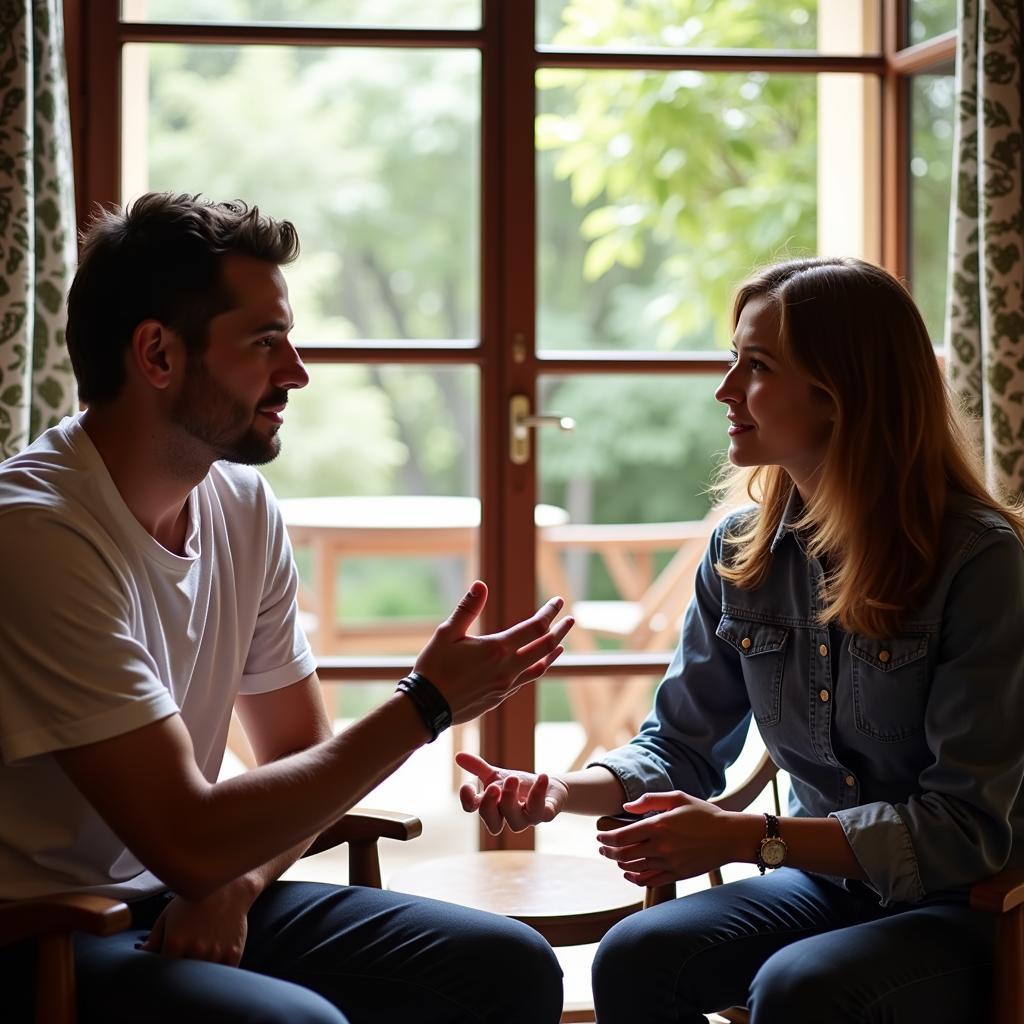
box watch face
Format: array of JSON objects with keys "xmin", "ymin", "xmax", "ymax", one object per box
[{"xmin": 761, "ymin": 838, "xmax": 787, "ymax": 867}]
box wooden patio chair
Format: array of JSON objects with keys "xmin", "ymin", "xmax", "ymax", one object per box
[{"xmin": 537, "ymin": 507, "xmax": 727, "ymax": 770}]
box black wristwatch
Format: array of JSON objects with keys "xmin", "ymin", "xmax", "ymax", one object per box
[
  {"xmin": 395, "ymin": 671, "xmax": 452, "ymax": 742},
  {"xmin": 756, "ymin": 812, "xmax": 788, "ymax": 874}
]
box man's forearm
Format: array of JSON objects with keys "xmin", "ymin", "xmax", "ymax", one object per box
[{"xmin": 188, "ymin": 694, "xmax": 429, "ymax": 893}]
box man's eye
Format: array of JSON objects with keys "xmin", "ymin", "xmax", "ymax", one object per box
[{"xmin": 257, "ymin": 337, "xmax": 275, "ymax": 348}]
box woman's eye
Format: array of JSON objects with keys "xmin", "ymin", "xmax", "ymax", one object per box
[{"xmin": 749, "ymin": 358, "xmax": 766, "ymax": 371}]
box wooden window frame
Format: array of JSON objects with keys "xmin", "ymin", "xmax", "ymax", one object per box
[{"xmin": 61, "ymin": 0, "xmax": 958, "ymax": 848}]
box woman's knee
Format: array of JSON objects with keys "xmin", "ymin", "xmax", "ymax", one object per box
[{"xmin": 749, "ymin": 946, "xmax": 855, "ymax": 1024}]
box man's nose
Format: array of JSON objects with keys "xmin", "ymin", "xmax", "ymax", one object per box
[{"xmin": 275, "ymin": 342, "xmax": 309, "ymax": 391}]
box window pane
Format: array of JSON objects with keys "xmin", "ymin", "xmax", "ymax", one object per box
[
  {"xmin": 259, "ymin": 364, "xmax": 479, "ymax": 660},
  {"xmin": 533, "ymin": 372, "xmax": 725, "ymax": 858},
  {"xmin": 909, "ymin": 0, "xmax": 956, "ymax": 44},
  {"xmin": 909, "ymin": 73, "xmax": 955, "ymax": 343},
  {"xmin": 123, "ymin": 44, "xmax": 480, "ymax": 343},
  {"xmin": 537, "ymin": 0, "xmax": 820, "ymax": 50},
  {"xmin": 536, "ymin": 372, "xmax": 723, "ymax": 648},
  {"xmin": 537, "ymin": 70, "xmax": 825, "ymax": 351},
  {"xmin": 122, "ymin": 0, "xmax": 480, "ymax": 29}
]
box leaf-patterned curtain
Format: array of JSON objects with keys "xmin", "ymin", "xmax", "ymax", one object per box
[
  {"xmin": 945, "ymin": 0, "xmax": 1024, "ymax": 500},
  {"xmin": 0, "ymin": 0, "xmax": 77, "ymax": 458}
]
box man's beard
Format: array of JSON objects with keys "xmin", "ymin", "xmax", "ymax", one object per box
[{"xmin": 171, "ymin": 355, "xmax": 286, "ymax": 467}]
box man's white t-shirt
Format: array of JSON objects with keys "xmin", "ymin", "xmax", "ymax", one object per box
[{"xmin": 0, "ymin": 415, "xmax": 316, "ymax": 899}]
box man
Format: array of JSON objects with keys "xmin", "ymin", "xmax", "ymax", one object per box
[{"xmin": 0, "ymin": 193, "xmax": 570, "ymax": 1022}]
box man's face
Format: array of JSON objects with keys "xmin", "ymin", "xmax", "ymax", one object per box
[{"xmin": 170, "ymin": 254, "xmax": 308, "ymax": 465}]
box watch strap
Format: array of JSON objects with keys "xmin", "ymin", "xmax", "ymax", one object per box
[{"xmin": 396, "ymin": 671, "xmax": 452, "ymax": 743}]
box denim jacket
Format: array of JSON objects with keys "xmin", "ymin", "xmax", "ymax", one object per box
[{"xmin": 593, "ymin": 489, "xmax": 1024, "ymax": 905}]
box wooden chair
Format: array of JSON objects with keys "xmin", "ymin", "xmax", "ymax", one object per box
[
  {"xmin": 537, "ymin": 510, "xmax": 725, "ymax": 771},
  {"xmin": 0, "ymin": 808, "xmax": 421, "ymax": 1024}
]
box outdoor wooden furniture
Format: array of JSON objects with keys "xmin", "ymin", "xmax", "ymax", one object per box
[
  {"xmin": 279, "ymin": 495, "xmax": 568, "ymax": 656},
  {"xmin": 538, "ymin": 509, "xmax": 725, "ymax": 770}
]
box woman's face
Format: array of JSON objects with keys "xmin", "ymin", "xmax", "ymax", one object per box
[{"xmin": 715, "ymin": 294, "xmax": 835, "ymax": 499}]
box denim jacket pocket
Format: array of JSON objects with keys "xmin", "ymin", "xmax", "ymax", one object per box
[
  {"xmin": 716, "ymin": 615, "xmax": 789, "ymax": 726},
  {"xmin": 848, "ymin": 634, "xmax": 929, "ymax": 742}
]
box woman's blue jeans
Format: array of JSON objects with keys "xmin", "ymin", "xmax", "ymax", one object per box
[
  {"xmin": 3, "ymin": 881, "xmax": 563, "ymax": 1023},
  {"xmin": 592, "ymin": 868, "xmax": 995, "ymax": 1023}
]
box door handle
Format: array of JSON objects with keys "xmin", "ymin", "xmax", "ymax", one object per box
[{"xmin": 509, "ymin": 394, "xmax": 575, "ymax": 465}]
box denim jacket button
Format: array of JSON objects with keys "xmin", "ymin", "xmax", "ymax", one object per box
[
  {"xmin": 741, "ymin": 636, "xmax": 752, "ymax": 650},
  {"xmin": 818, "ymin": 643, "xmax": 828, "ymax": 656},
  {"xmin": 845, "ymin": 774, "xmax": 855, "ymax": 786},
  {"xmin": 878, "ymin": 649, "xmax": 891, "ymax": 664},
  {"xmin": 819, "ymin": 689, "xmax": 830, "ymax": 703}
]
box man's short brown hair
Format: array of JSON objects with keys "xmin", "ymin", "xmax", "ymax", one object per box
[{"xmin": 67, "ymin": 193, "xmax": 300, "ymax": 404}]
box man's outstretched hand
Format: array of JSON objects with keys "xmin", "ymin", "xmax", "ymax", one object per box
[{"xmin": 414, "ymin": 581, "xmax": 573, "ymax": 725}]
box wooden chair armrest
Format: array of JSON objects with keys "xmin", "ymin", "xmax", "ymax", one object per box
[
  {"xmin": 303, "ymin": 809, "xmax": 423, "ymax": 859},
  {"xmin": 710, "ymin": 751, "xmax": 779, "ymax": 813},
  {"xmin": 0, "ymin": 894, "xmax": 131, "ymax": 946},
  {"xmin": 969, "ymin": 869, "xmax": 1024, "ymax": 915}
]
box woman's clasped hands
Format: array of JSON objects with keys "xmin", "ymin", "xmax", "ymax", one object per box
[{"xmin": 597, "ymin": 791, "xmax": 744, "ymax": 888}]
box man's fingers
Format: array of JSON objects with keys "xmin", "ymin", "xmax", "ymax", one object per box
[
  {"xmin": 437, "ymin": 580, "xmax": 488, "ymax": 637},
  {"xmin": 500, "ymin": 596, "xmax": 565, "ymax": 647},
  {"xmin": 516, "ymin": 616, "xmax": 574, "ymax": 663}
]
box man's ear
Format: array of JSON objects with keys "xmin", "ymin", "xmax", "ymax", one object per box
[{"xmin": 130, "ymin": 320, "xmax": 184, "ymax": 391}]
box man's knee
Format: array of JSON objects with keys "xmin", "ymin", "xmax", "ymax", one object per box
[{"xmin": 481, "ymin": 917, "xmax": 563, "ymax": 1021}]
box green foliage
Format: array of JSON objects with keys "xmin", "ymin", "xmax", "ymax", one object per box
[
  {"xmin": 537, "ymin": 1, "xmax": 819, "ymax": 351},
  {"xmin": 139, "ymin": 1, "xmax": 954, "ymax": 690},
  {"xmin": 910, "ymin": 74, "xmax": 955, "ymax": 342}
]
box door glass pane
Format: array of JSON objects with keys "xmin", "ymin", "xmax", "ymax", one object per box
[
  {"xmin": 909, "ymin": 0, "xmax": 956, "ymax": 44},
  {"xmin": 537, "ymin": 71, "xmax": 836, "ymax": 352},
  {"xmin": 122, "ymin": 0, "xmax": 481, "ymax": 29},
  {"xmin": 537, "ymin": 0, "xmax": 822, "ymax": 50},
  {"xmin": 909, "ymin": 72, "xmax": 955, "ymax": 343},
  {"xmin": 536, "ymin": 370, "xmax": 723, "ymax": 652},
  {"xmin": 256, "ymin": 363, "xmax": 479, "ymax": 660},
  {"xmin": 123, "ymin": 43, "xmax": 480, "ymax": 344}
]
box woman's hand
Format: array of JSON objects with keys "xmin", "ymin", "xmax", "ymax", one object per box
[
  {"xmin": 456, "ymin": 751, "xmax": 569, "ymax": 834},
  {"xmin": 595, "ymin": 790, "xmax": 744, "ymax": 887}
]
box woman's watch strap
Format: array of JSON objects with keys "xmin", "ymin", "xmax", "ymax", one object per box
[{"xmin": 756, "ymin": 812, "xmax": 788, "ymax": 873}]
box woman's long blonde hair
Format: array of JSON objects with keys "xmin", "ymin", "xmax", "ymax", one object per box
[{"xmin": 714, "ymin": 256, "xmax": 1024, "ymax": 639}]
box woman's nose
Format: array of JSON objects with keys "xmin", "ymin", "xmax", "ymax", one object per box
[{"xmin": 715, "ymin": 368, "xmax": 739, "ymax": 406}]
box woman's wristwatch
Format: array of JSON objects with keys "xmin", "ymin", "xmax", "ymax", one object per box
[{"xmin": 756, "ymin": 812, "xmax": 788, "ymax": 873}]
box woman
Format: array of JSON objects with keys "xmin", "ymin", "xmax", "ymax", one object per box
[{"xmin": 457, "ymin": 257, "xmax": 1024, "ymax": 1023}]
